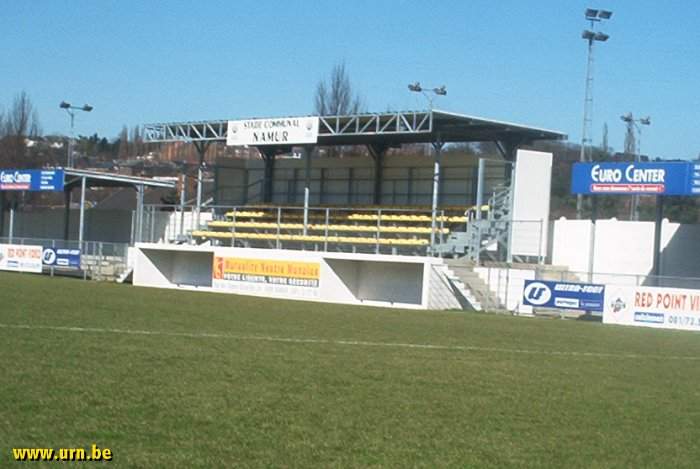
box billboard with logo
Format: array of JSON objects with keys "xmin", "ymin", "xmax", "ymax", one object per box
[
  {"xmin": 42, "ymin": 247, "xmax": 81, "ymax": 269},
  {"xmin": 604, "ymin": 285, "xmax": 700, "ymax": 331},
  {"xmin": 522, "ymin": 280, "xmax": 605, "ymax": 312},
  {"xmin": 213, "ymin": 257, "xmax": 320, "ymax": 288},
  {"xmin": 571, "ymin": 162, "xmax": 699, "ymax": 196},
  {"xmin": 0, "ymin": 169, "xmax": 64, "ymax": 191},
  {"xmin": 226, "ymin": 117, "xmax": 319, "ymax": 146},
  {"xmin": 0, "ymin": 244, "xmax": 43, "ymax": 273}
]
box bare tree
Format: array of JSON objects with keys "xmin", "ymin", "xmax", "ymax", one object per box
[
  {"xmin": 314, "ymin": 62, "xmax": 362, "ymax": 116},
  {"xmin": 7, "ymin": 91, "xmax": 40, "ymax": 138},
  {"xmin": 0, "ymin": 91, "xmax": 42, "ymax": 168}
]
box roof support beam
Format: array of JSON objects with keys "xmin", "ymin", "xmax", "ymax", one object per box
[
  {"xmin": 367, "ymin": 143, "xmax": 389, "ymax": 205},
  {"xmin": 258, "ymin": 147, "xmax": 283, "ymax": 204}
]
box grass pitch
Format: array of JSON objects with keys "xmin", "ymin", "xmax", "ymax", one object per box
[{"xmin": 1, "ymin": 272, "xmax": 700, "ymax": 468}]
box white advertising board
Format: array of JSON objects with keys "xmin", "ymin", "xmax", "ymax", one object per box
[
  {"xmin": 226, "ymin": 116, "xmax": 319, "ymax": 146},
  {"xmin": 510, "ymin": 149, "xmax": 552, "ymax": 257},
  {"xmin": 604, "ymin": 285, "xmax": 700, "ymax": 332},
  {"xmin": 0, "ymin": 244, "xmax": 43, "ymax": 273}
]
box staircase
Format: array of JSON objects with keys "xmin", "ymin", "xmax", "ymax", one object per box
[
  {"xmin": 443, "ymin": 259, "xmax": 503, "ymax": 311},
  {"xmin": 465, "ymin": 184, "xmax": 513, "ymax": 262}
]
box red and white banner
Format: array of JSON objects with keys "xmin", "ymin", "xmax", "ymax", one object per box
[
  {"xmin": 0, "ymin": 244, "xmax": 43, "ymax": 273},
  {"xmin": 604, "ymin": 285, "xmax": 700, "ymax": 331}
]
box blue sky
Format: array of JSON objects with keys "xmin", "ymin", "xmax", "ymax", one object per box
[{"xmin": 2, "ymin": 0, "xmax": 699, "ymax": 159}]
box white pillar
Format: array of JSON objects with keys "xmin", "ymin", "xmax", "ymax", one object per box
[
  {"xmin": 476, "ymin": 158, "xmax": 485, "ymax": 220},
  {"xmin": 430, "ymin": 143, "xmax": 443, "ymax": 252},
  {"xmin": 8, "ymin": 205, "xmax": 15, "ymax": 242},
  {"xmin": 135, "ymin": 185, "xmax": 144, "ymax": 243},
  {"xmin": 195, "ymin": 166, "xmax": 203, "ymax": 230},
  {"xmin": 78, "ymin": 176, "xmax": 86, "ymax": 245}
]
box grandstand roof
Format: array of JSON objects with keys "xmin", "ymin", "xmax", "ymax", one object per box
[
  {"xmin": 63, "ymin": 169, "xmax": 177, "ymax": 190},
  {"xmin": 142, "ymin": 109, "xmax": 566, "ymax": 147}
]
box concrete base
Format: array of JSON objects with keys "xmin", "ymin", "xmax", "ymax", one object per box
[{"xmin": 133, "ymin": 243, "xmax": 452, "ymax": 309}]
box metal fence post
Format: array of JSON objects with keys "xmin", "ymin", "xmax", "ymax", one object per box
[
  {"xmin": 231, "ymin": 207, "xmax": 236, "ymax": 247},
  {"xmin": 50, "ymin": 238, "xmax": 55, "ymax": 277},
  {"xmin": 324, "ymin": 208, "xmax": 329, "ymax": 252},
  {"xmin": 538, "ymin": 219, "xmax": 544, "ymax": 264},
  {"xmin": 276, "ymin": 206, "xmax": 281, "ymax": 249},
  {"xmin": 376, "ymin": 208, "xmax": 381, "ymax": 254},
  {"xmin": 82, "ymin": 240, "xmax": 87, "ymax": 281},
  {"xmin": 98, "ymin": 242, "xmax": 103, "ymax": 281},
  {"xmin": 439, "ymin": 210, "xmax": 445, "ymax": 246},
  {"xmin": 505, "ymin": 267, "xmax": 510, "ymax": 311},
  {"xmin": 149, "ymin": 206, "xmax": 156, "ymax": 243}
]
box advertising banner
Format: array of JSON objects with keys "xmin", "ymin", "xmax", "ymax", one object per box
[
  {"xmin": 226, "ymin": 117, "xmax": 319, "ymax": 146},
  {"xmin": 523, "ymin": 279, "xmax": 605, "ymax": 312},
  {"xmin": 604, "ymin": 285, "xmax": 700, "ymax": 331},
  {"xmin": 42, "ymin": 247, "xmax": 81, "ymax": 269},
  {"xmin": 0, "ymin": 244, "xmax": 43, "ymax": 273},
  {"xmin": 213, "ymin": 257, "xmax": 320, "ymax": 288},
  {"xmin": 571, "ymin": 162, "xmax": 699, "ymax": 196},
  {"xmin": 0, "ymin": 169, "xmax": 64, "ymax": 191}
]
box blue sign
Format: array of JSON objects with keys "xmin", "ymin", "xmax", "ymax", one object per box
[
  {"xmin": 42, "ymin": 247, "xmax": 81, "ymax": 269},
  {"xmin": 0, "ymin": 169, "xmax": 64, "ymax": 191},
  {"xmin": 571, "ymin": 162, "xmax": 700, "ymax": 196},
  {"xmin": 523, "ymin": 280, "xmax": 605, "ymax": 312}
]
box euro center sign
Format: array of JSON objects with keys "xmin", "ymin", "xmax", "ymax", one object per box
[
  {"xmin": 226, "ymin": 117, "xmax": 319, "ymax": 146},
  {"xmin": 0, "ymin": 169, "xmax": 64, "ymax": 191},
  {"xmin": 571, "ymin": 162, "xmax": 699, "ymax": 196}
]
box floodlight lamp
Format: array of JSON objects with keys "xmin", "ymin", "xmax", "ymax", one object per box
[
  {"xmin": 640, "ymin": 117, "xmax": 651, "ymax": 125},
  {"xmin": 60, "ymin": 101, "xmax": 71, "ymax": 109},
  {"xmin": 621, "ymin": 113, "xmax": 633, "ymax": 122},
  {"xmin": 585, "ymin": 8, "xmax": 599, "ymax": 19},
  {"xmin": 82, "ymin": 104, "xmax": 93, "ymax": 112},
  {"xmin": 434, "ymin": 85, "xmax": 447, "ymax": 96},
  {"xmin": 598, "ymin": 10, "xmax": 612, "ymax": 19},
  {"xmin": 594, "ymin": 32, "xmax": 609, "ymax": 41},
  {"xmin": 408, "ymin": 82, "xmax": 422, "ymax": 92},
  {"xmin": 582, "ymin": 30, "xmax": 595, "ymax": 40}
]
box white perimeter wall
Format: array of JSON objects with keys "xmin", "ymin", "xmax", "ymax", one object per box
[{"xmin": 551, "ymin": 218, "xmax": 700, "ymax": 284}]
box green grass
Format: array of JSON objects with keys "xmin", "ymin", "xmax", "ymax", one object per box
[{"xmin": 1, "ymin": 272, "xmax": 700, "ymax": 468}]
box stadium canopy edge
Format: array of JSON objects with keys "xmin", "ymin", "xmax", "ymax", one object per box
[{"xmin": 142, "ymin": 109, "xmax": 567, "ymax": 147}]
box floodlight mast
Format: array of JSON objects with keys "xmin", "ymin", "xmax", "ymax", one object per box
[
  {"xmin": 621, "ymin": 112, "xmax": 651, "ymax": 221},
  {"xmin": 577, "ymin": 8, "xmax": 613, "ymax": 219},
  {"xmin": 59, "ymin": 100, "xmax": 93, "ymax": 168},
  {"xmin": 408, "ymin": 82, "xmax": 447, "ymax": 110}
]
